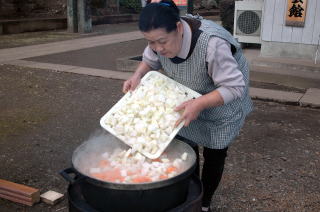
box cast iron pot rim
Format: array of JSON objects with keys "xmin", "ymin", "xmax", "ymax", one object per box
[
  {"xmin": 71, "ymin": 161, "xmax": 196, "ymax": 190},
  {"xmin": 71, "ymin": 140, "xmax": 197, "ymax": 190}
]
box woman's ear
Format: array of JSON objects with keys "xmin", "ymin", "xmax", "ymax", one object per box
[{"xmin": 176, "ymin": 21, "xmax": 183, "ymax": 36}]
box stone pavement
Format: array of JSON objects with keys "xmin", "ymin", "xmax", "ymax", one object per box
[{"xmin": 0, "ymin": 29, "xmax": 319, "ymax": 108}]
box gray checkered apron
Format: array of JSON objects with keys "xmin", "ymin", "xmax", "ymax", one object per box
[{"xmin": 158, "ymin": 17, "xmax": 253, "ymax": 149}]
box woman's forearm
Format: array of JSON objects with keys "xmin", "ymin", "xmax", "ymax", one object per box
[
  {"xmin": 134, "ymin": 61, "xmax": 153, "ymax": 78},
  {"xmin": 196, "ymin": 90, "xmax": 225, "ymax": 111}
]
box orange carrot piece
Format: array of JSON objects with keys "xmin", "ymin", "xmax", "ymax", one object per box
[
  {"xmin": 98, "ymin": 160, "xmax": 110, "ymax": 168},
  {"xmin": 166, "ymin": 166, "xmax": 177, "ymax": 174},
  {"xmin": 160, "ymin": 175, "xmax": 168, "ymax": 180},
  {"xmin": 132, "ymin": 176, "xmax": 152, "ymax": 183},
  {"xmin": 92, "ymin": 169, "xmax": 124, "ymax": 183}
]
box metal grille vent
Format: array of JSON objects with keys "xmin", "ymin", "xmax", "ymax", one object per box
[{"xmin": 236, "ymin": 10, "xmax": 261, "ymax": 36}]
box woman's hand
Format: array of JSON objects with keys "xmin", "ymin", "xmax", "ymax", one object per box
[
  {"xmin": 174, "ymin": 98, "xmax": 203, "ymax": 127},
  {"xmin": 122, "ymin": 73, "xmax": 142, "ymax": 93},
  {"xmin": 123, "ymin": 61, "xmax": 152, "ymax": 93},
  {"xmin": 174, "ymin": 90, "xmax": 225, "ymax": 127}
]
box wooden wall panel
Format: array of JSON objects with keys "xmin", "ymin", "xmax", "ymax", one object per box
[
  {"xmin": 302, "ymin": 0, "xmax": 316, "ymax": 44},
  {"xmin": 291, "ymin": 25, "xmax": 304, "ymax": 43},
  {"xmin": 282, "ymin": 1, "xmax": 293, "ymax": 42},
  {"xmin": 271, "ymin": 0, "xmax": 286, "ymax": 42},
  {"xmin": 261, "ymin": 0, "xmax": 276, "ymax": 41},
  {"xmin": 261, "ymin": 0, "xmax": 320, "ymax": 45},
  {"xmin": 312, "ymin": 1, "xmax": 320, "ymax": 44}
]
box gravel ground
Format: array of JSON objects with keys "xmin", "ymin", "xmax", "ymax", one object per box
[{"xmin": 0, "ymin": 64, "xmax": 319, "ymax": 212}]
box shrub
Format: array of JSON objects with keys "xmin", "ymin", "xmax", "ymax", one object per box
[
  {"xmin": 219, "ymin": 0, "xmax": 235, "ymax": 34},
  {"xmin": 120, "ymin": 0, "xmax": 142, "ymax": 13}
]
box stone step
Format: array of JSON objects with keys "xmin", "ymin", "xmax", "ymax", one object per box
[
  {"xmin": 251, "ymin": 56, "xmax": 320, "ymax": 74},
  {"xmin": 250, "ymin": 64, "xmax": 320, "ymax": 89}
]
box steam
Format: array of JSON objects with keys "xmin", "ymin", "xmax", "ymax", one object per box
[
  {"xmin": 72, "ymin": 129, "xmax": 129, "ymax": 174},
  {"xmin": 72, "ymin": 129, "xmax": 196, "ymax": 181}
]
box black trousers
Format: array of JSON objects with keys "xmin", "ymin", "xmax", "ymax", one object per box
[{"xmin": 176, "ymin": 136, "xmax": 228, "ymax": 207}]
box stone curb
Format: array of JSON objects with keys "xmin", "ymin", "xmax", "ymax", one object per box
[
  {"xmin": 299, "ymin": 88, "xmax": 320, "ymax": 108},
  {"xmin": 250, "ymin": 87, "xmax": 320, "ymax": 108},
  {"xmin": 4, "ymin": 59, "xmax": 320, "ymax": 108}
]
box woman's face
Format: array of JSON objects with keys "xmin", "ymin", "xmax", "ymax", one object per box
[{"xmin": 142, "ymin": 22, "xmax": 183, "ymax": 58}]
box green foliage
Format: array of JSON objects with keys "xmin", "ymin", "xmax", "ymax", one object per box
[
  {"xmin": 120, "ymin": 0, "xmax": 142, "ymax": 13},
  {"xmin": 91, "ymin": 0, "xmax": 107, "ymax": 8}
]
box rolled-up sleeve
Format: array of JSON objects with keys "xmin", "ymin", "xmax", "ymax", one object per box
[
  {"xmin": 207, "ymin": 37, "xmax": 245, "ymax": 104},
  {"xmin": 142, "ymin": 46, "xmax": 162, "ymax": 70}
]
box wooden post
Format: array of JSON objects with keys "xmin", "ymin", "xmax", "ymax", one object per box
[
  {"xmin": 78, "ymin": 0, "xmax": 92, "ymax": 33},
  {"xmin": 67, "ymin": 0, "xmax": 78, "ymax": 33}
]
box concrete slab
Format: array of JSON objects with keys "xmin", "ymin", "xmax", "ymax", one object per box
[
  {"xmin": 0, "ymin": 31, "xmax": 143, "ymax": 63},
  {"xmin": 5, "ymin": 60, "xmax": 131, "ymax": 80},
  {"xmin": 116, "ymin": 55, "xmax": 140, "ymax": 72},
  {"xmin": 252, "ymin": 56, "xmax": 320, "ymax": 73},
  {"xmin": 299, "ymin": 88, "xmax": 320, "ymax": 108},
  {"xmin": 24, "ymin": 39, "xmax": 147, "ymax": 71},
  {"xmin": 5, "ymin": 60, "xmax": 78, "ymax": 72},
  {"xmin": 250, "ymin": 66, "xmax": 320, "ymax": 89},
  {"xmin": 249, "ymin": 87, "xmax": 304, "ymax": 104}
]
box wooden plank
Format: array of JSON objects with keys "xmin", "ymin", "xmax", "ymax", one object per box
[
  {"xmin": 302, "ymin": 0, "xmax": 316, "ymax": 44},
  {"xmin": 0, "ymin": 189, "xmax": 33, "ymax": 202},
  {"xmin": 261, "ymin": 0, "xmax": 276, "ymax": 41},
  {"xmin": 271, "ymin": 0, "xmax": 285, "ymax": 42},
  {"xmin": 0, "ymin": 179, "xmax": 40, "ymax": 202},
  {"xmin": 0, "ymin": 193, "xmax": 34, "ymax": 206}
]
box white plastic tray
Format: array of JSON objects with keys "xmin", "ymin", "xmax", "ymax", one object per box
[{"xmin": 100, "ymin": 71, "xmax": 201, "ymax": 159}]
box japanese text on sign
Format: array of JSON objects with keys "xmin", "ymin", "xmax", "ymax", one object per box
[{"xmin": 286, "ymin": 0, "xmax": 307, "ymax": 27}]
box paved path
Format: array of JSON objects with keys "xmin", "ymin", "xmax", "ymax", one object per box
[
  {"xmin": 0, "ymin": 30, "xmax": 319, "ymax": 108},
  {"xmin": 0, "ymin": 31, "xmax": 143, "ymax": 62}
]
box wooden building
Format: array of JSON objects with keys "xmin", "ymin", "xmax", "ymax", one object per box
[{"xmin": 261, "ymin": 0, "xmax": 320, "ymax": 60}]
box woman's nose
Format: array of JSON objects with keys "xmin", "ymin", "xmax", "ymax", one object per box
[{"xmin": 155, "ymin": 44, "xmax": 164, "ymax": 52}]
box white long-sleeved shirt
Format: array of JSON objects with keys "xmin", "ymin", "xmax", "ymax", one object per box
[{"xmin": 142, "ymin": 19, "xmax": 245, "ymax": 104}]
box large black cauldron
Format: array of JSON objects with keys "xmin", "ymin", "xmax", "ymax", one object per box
[
  {"xmin": 67, "ymin": 175, "xmax": 202, "ymax": 212},
  {"xmin": 60, "ymin": 133, "xmax": 197, "ymax": 212}
]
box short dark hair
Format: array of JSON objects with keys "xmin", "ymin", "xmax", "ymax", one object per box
[{"xmin": 139, "ymin": 0, "xmax": 180, "ymax": 33}]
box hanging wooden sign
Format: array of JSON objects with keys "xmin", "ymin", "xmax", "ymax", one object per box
[
  {"xmin": 173, "ymin": 0, "xmax": 187, "ymax": 6},
  {"xmin": 285, "ymin": 0, "xmax": 308, "ymax": 27}
]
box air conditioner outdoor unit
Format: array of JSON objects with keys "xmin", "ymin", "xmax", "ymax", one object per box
[{"xmin": 234, "ymin": 0, "xmax": 263, "ymax": 44}]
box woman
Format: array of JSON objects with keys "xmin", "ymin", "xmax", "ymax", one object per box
[{"xmin": 123, "ymin": 1, "xmax": 253, "ymax": 211}]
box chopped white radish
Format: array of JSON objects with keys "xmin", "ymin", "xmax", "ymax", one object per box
[{"xmin": 181, "ymin": 152, "xmax": 188, "ymax": 161}]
